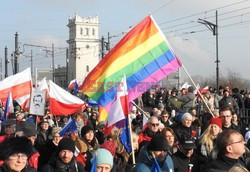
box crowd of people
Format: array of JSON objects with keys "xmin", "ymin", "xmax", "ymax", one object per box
[{"xmin": 0, "ymin": 85, "xmax": 250, "ymax": 172}]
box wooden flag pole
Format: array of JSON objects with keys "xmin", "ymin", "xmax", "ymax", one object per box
[
  {"xmin": 182, "ymin": 64, "xmax": 214, "ymax": 117},
  {"xmin": 131, "ymin": 101, "xmax": 150, "ymax": 118},
  {"xmin": 128, "ymin": 114, "xmax": 136, "ymax": 165}
]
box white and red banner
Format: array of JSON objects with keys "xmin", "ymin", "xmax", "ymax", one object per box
[
  {"xmin": 0, "ymin": 68, "xmax": 32, "ymax": 107},
  {"xmin": 49, "ymin": 80, "xmax": 85, "ymax": 115},
  {"xmin": 107, "ymin": 75, "xmax": 129, "ymax": 127}
]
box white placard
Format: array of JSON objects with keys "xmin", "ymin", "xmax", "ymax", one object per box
[{"xmin": 29, "ymin": 89, "xmax": 46, "ymax": 116}]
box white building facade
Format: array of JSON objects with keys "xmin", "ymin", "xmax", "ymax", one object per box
[{"xmin": 67, "ymin": 14, "xmax": 100, "ymax": 82}]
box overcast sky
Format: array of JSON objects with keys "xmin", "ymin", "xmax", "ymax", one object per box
[{"xmin": 1, "ymin": 0, "xmax": 250, "ymax": 81}]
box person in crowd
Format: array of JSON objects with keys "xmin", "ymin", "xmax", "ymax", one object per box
[
  {"xmin": 197, "ymin": 117, "xmax": 222, "ymax": 171},
  {"xmin": 232, "ymin": 87, "xmax": 245, "ymax": 109},
  {"xmin": 205, "ymin": 129, "xmax": 246, "ymax": 172},
  {"xmin": 80, "ymin": 125, "xmax": 99, "ymax": 155},
  {"xmin": 89, "ymin": 111, "xmax": 98, "ymax": 130},
  {"xmin": 178, "ymin": 86, "xmax": 196, "ymax": 112},
  {"xmin": 95, "ymin": 121, "xmax": 106, "ymax": 145},
  {"xmin": 41, "ymin": 138, "xmax": 85, "ymax": 172},
  {"xmin": 75, "ymin": 112, "xmax": 85, "ymax": 136},
  {"xmin": 171, "ymin": 112, "xmax": 193, "ymax": 141},
  {"xmin": 91, "ymin": 148, "xmax": 114, "ymax": 172},
  {"xmin": 131, "ymin": 114, "xmax": 143, "ymax": 134},
  {"xmin": 0, "ymin": 136, "xmax": 36, "ymax": 172},
  {"xmin": 59, "ymin": 116, "xmax": 69, "ymax": 128},
  {"xmin": 133, "ymin": 134, "xmax": 174, "ymax": 172},
  {"xmin": 172, "ymin": 134, "xmax": 197, "ymax": 172},
  {"xmin": 142, "ymin": 89, "xmax": 156, "ymax": 111},
  {"xmin": 35, "ymin": 119, "xmax": 51, "ymax": 153},
  {"xmin": 84, "ymin": 105, "xmax": 93, "ymax": 117},
  {"xmin": 161, "ymin": 127, "xmax": 177, "ymax": 155},
  {"xmin": 166, "ymin": 88, "xmax": 180, "ymax": 113},
  {"xmin": 214, "ymin": 86, "xmax": 224, "ymax": 109},
  {"xmin": 15, "ymin": 121, "xmax": 40, "ymax": 170},
  {"xmin": 130, "ymin": 106, "xmax": 138, "ymax": 121},
  {"xmin": 138, "ymin": 116, "xmax": 161, "ymax": 149},
  {"xmin": 228, "ymin": 164, "xmax": 249, "ymax": 172},
  {"xmin": 244, "ymin": 92, "xmax": 250, "ymax": 109},
  {"xmin": 1, "ymin": 119, "xmax": 16, "ymax": 136},
  {"xmin": 160, "ymin": 110, "xmax": 172, "ymax": 127},
  {"xmin": 219, "ymin": 106, "xmax": 240, "ymax": 131},
  {"xmin": 38, "ymin": 127, "xmax": 62, "ymax": 170},
  {"xmin": 219, "ymin": 89, "xmax": 239, "ymax": 115}
]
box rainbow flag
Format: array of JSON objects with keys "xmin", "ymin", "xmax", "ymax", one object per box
[{"xmin": 81, "ymin": 15, "xmax": 181, "ymax": 110}]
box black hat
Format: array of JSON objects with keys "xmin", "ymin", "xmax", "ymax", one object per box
[
  {"xmin": 81, "ymin": 125, "xmax": 94, "ymax": 138},
  {"xmin": 3, "ymin": 119, "xmax": 16, "ymax": 127},
  {"xmin": 0, "ymin": 136, "xmax": 33, "ymax": 160},
  {"xmin": 148, "ymin": 134, "xmax": 170, "ymax": 151},
  {"xmin": 16, "ymin": 121, "xmax": 38, "ymax": 137},
  {"xmin": 188, "ymin": 86, "xmax": 194, "ymax": 93},
  {"xmin": 41, "ymin": 119, "xmax": 49, "ymax": 124},
  {"xmin": 179, "ymin": 135, "xmax": 196, "ymax": 150},
  {"xmin": 219, "ymin": 85, "xmax": 224, "ymax": 90},
  {"xmin": 58, "ymin": 138, "xmax": 75, "ymax": 153}
]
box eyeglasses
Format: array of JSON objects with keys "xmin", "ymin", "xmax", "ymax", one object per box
[
  {"xmin": 150, "ymin": 123, "xmax": 159, "ymax": 127},
  {"xmin": 228, "ymin": 139, "xmax": 244, "ymax": 146},
  {"xmin": 221, "ymin": 115, "xmax": 232, "ymax": 118},
  {"xmin": 9, "ymin": 153, "xmax": 28, "ymax": 160}
]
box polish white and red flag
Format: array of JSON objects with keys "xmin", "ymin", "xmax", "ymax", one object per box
[
  {"xmin": 0, "ymin": 68, "xmax": 32, "ymax": 108},
  {"xmin": 49, "ymin": 80, "xmax": 85, "ymax": 115},
  {"xmin": 68, "ymin": 77, "xmax": 84, "ymax": 89},
  {"xmin": 107, "ymin": 75, "xmax": 130, "ymax": 127},
  {"xmin": 37, "ymin": 77, "xmax": 49, "ymax": 99}
]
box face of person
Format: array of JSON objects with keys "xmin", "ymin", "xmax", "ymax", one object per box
[
  {"xmin": 181, "ymin": 117, "xmax": 192, "ymax": 127},
  {"xmin": 28, "ymin": 135, "xmax": 37, "ymax": 146},
  {"xmin": 210, "ymin": 124, "xmax": 220, "ymax": 137},
  {"xmin": 161, "ymin": 114, "xmax": 169, "ymax": 122},
  {"xmin": 41, "ymin": 122, "xmax": 49, "ymax": 131},
  {"xmin": 220, "ymin": 110, "xmax": 232, "ymax": 127},
  {"xmin": 132, "ymin": 137, "xmax": 139, "ymax": 151},
  {"xmin": 96, "ymin": 164, "xmax": 111, "ymax": 172},
  {"xmin": 4, "ymin": 124, "xmax": 16, "ymax": 135},
  {"xmin": 148, "ymin": 118, "xmax": 159, "ymax": 133},
  {"xmin": 232, "ymin": 114, "xmax": 238, "ymax": 123},
  {"xmin": 227, "ymin": 133, "xmax": 245, "ymax": 158},
  {"xmin": 85, "ymin": 130, "xmax": 94, "ymax": 141},
  {"xmin": 53, "ymin": 132, "xmax": 62, "ymax": 145},
  {"xmin": 6, "ymin": 153, "xmax": 28, "ymax": 172},
  {"xmin": 76, "ymin": 116, "xmax": 83, "ymax": 123},
  {"xmin": 153, "ymin": 151, "xmax": 167, "ymax": 161},
  {"xmin": 164, "ymin": 131, "xmax": 174, "ymax": 147},
  {"xmin": 184, "ymin": 149, "xmax": 194, "ymax": 158},
  {"xmin": 59, "ymin": 150, "xmax": 74, "ymax": 164}
]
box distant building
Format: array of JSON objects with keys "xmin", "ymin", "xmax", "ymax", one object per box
[
  {"xmin": 54, "ymin": 66, "xmax": 67, "ymax": 88},
  {"xmin": 67, "ymin": 14, "xmax": 100, "ymax": 82}
]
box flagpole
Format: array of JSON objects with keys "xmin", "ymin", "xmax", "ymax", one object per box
[
  {"xmin": 181, "ymin": 64, "xmax": 214, "ymax": 117},
  {"xmin": 131, "ymin": 101, "xmax": 150, "ymax": 118},
  {"xmin": 128, "ymin": 113, "xmax": 136, "ymax": 165}
]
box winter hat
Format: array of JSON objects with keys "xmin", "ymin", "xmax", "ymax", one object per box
[
  {"xmin": 188, "ymin": 86, "xmax": 194, "ymax": 93},
  {"xmin": 101, "ymin": 140, "xmax": 116, "ymax": 157},
  {"xmin": 158, "ymin": 103, "xmax": 165, "ymax": 110},
  {"xmin": 209, "ymin": 117, "xmax": 222, "ymax": 129},
  {"xmin": 58, "ymin": 138, "xmax": 75, "ymax": 153},
  {"xmin": 81, "ymin": 125, "xmax": 94, "ymax": 138},
  {"xmin": 0, "ymin": 136, "xmax": 33, "ymax": 160},
  {"xmin": 148, "ymin": 134, "xmax": 170, "ymax": 151},
  {"xmin": 3, "ymin": 119, "xmax": 16, "ymax": 127},
  {"xmin": 179, "ymin": 135, "xmax": 196, "ymax": 150},
  {"xmin": 181, "ymin": 112, "xmax": 193, "ymax": 121},
  {"xmin": 16, "ymin": 121, "xmax": 38, "ymax": 137},
  {"xmin": 93, "ymin": 148, "xmax": 113, "ymax": 168}
]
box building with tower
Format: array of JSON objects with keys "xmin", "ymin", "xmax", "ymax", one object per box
[{"xmin": 67, "ymin": 14, "xmax": 100, "ymax": 82}]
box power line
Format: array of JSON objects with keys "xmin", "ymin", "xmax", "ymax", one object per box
[{"xmin": 151, "ymin": 0, "xmax": 176, "ymax": 14}]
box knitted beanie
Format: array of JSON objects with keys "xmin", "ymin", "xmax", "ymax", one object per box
[
  {"xmin": 58, "ymin": 138, "xmax": 75, "ymax": 153},
  {"xmin": 209, "ymin": 117, "xmax": 222, "ymax": 129},
  {"xmin": 93, "ymin": 148, "xmax": 113, "ymax": 168},
  {"xmin": 81, "ymin": 125, "xmax": 94, "ymax": 138},
  {"xmin": 101, "ymin": 140, "xmax": 116, "ymax": 157},
  {"xmin": 148, "ymin": 134, "xmax": 170, "ymax": 151}
]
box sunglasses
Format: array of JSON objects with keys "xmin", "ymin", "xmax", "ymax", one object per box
[{"xmin": 151, "ymin": 123, "xmax": 159, "ymax": 127}]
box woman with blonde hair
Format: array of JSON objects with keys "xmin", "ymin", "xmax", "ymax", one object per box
[{"xmin": 197, "ymin": 117, "xmax": 222, "ymax": 171}]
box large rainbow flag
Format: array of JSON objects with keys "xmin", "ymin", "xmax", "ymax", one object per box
[{"xmin": 81, "ymin": 15, "xmax": 181, "ymax": 111}]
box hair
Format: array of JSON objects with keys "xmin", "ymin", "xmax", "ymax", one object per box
[
  {"xmin": 161, "ymin": 110, "xmax": 169, "ymax": 116},
  {"xmin": 219, "ymin": 106, "xmax": 232, "ymax": 114},
  {"xmin": 161, "ymin": 127, "xmax": 176, "ymax": 143},
  {"xmin": 199, "ymin": 124, "xmax": 222, "ymax": 154},
  {"xmin": 52, "ymin": 127, "xmax": 62, "ymax": 136},
  {"xmin": 216, "ymin": 129, "xmax": 241, "ymax": 155},
  {"xmin": 148, "ymin": 116, "xmax": 159, "ymax": 124},
  {"xmin": 228, "ymin": 164, "xmax": 249, "ymax": 172}
]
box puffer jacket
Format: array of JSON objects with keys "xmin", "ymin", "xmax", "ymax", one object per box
[{"xmin": 133, "ymin": 145, "xmax": 174, "ymax": 172}]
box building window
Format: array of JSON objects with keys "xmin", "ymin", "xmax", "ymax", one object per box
[
  {"xmin": 86, "ymin": 65, "xmax": 89, "ymax": 72},
  {"xmin": 86, "ymin": 28, "xmax": 89, "ymax": 36},
  {"xmin": 92, "ymin": 29, "xmax": 95, "ymax": 36},
  {"xmin": 80, "ymin": 28, "xmax": 83, "ymax": 35}
]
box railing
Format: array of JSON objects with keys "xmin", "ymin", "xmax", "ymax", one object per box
[{"xmin": 239, "ymin": 108, "xmax": 250, "ymax": 124}]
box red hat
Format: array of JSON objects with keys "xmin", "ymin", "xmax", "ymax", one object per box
[
  {"xmin": 209, "ymin": 117, "xmax": 222, "ymax": 129},
  {"xmin": 101, "ymin": 140, "xmax": 116, "ymax": 157}
]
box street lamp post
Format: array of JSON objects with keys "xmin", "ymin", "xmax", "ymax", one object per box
[{"xmin": 198, "ymin": 10, "xmax": 219, "ymax": 91}]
